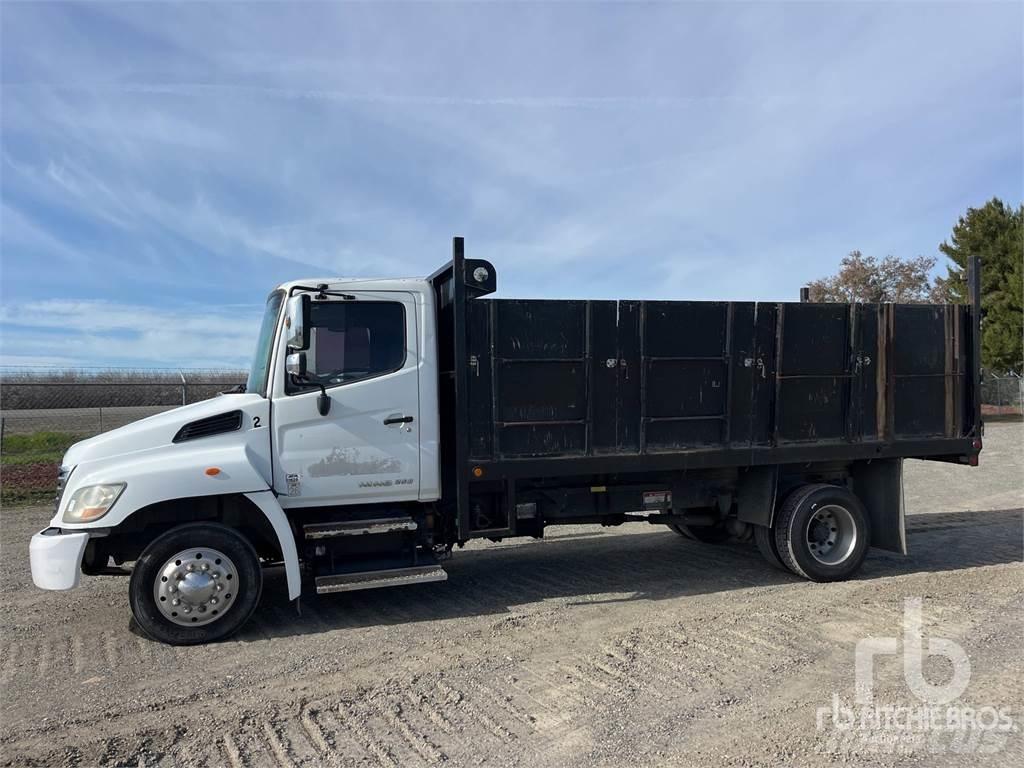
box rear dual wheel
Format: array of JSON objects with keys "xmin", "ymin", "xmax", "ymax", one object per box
[
  {"xmin": 754, "ymin": 523, "xmax": 786, "ymax": 570},
  {"xmin": 759, "ymin": 484, "xmax": 870, "ymax": 582}
]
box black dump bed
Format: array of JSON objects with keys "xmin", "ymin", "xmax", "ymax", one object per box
[
  {"xmin": 432, "ymin": 239, "xmax": 982, "ymax": 539},
  {"xmin": 464, "ymin": 297, "xmax": 981, "ymax": 460}
]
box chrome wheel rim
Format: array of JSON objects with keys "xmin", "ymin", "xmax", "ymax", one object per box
[
  {"xmin": 154, "ymin": 547, "xmax": 238, "ymax": 627},
  {"xmin": 805, "ymin": 504, "xmax": 857, "ymax": 566}
]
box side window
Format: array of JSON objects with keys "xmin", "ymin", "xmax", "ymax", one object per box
[{"xmin": 290, "ymin": 301, "xmax": 406, "ymax": 391}]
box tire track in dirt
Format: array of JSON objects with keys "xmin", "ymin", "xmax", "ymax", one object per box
[
  {"xmin": 298, "ymin": 703, "xmax": 342, "ymax": 762},
  {"xmin": 221, "ymin": 731, "xmax": 245, "ymax": 768},
  {"xmin": 261, "ymin": 720, "xmax": 296, "ymax": 768},
  {"xmin": 363, "ymin": 697, "xmax": 442, "ymax": 766},
  {"xmin": 2, "ymin": 479, "xmax": 1021, "ymax": 768}
]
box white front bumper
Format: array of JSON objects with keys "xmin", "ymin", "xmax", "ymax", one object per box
[{"xmin": 30, "ymin": 528, "xmax": 90, "ymax": 590}]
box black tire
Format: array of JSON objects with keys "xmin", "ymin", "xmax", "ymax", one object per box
[
  {"xmin": 773, "ymin": 484, "xmax": 870, "ymax": 582},
  {"xmin": 754, "ymin": 523, "xmax": 787, "ymax": 570},
  {"xmin": 129, "ymin": 523, "xmax": 262, "ymax": 645},
  {"xmin": 666, "ymin": 522, "xmax": 694, "ymax": 539},
  {"xmin": 668, "ymin": 521, "xmax": 730, "ymax": 543}
]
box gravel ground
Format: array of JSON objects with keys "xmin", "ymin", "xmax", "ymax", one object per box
[{"xmin": 1, "ymin": 423, "xmax": 1021, "ymax": 767}]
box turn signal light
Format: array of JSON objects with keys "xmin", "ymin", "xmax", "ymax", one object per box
[
  {"xmin": 971, "ymin": 438, "xmax": 982, "ymax": 450},
  {"xmin": 205, "ymin": 467, "xmax": 222, "ymax": 476}
]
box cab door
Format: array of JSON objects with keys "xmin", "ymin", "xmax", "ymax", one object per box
[{"xmin": 271, "ymin": 291, "xmax": 420, "ymax": 507}]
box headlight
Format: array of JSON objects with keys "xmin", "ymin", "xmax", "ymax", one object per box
[{"xmin": 62, "ymin": 483, "xmax": 126, "ymax": 523}]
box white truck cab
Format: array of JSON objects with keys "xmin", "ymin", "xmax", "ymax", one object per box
[{"xmin": 31, "ymin": 275, "xmax": 445, "ymax": 644}]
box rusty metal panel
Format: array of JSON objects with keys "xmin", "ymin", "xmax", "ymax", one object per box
[
  {"xmin": 645, "ymin": 418, "xmax": 723, "ymax": 450},
  {"xmin": 750, "ymin": 303, "xmax": 778, "ymax": 446},
  {"xmin": 497, "ymin": 423, "xmax": 587, "ymax": 457},
  {"xmin": 645, "ymin": 360, "xmax": 728, "ymax": 418},
  {"xmin": 615, "ymin": 301, "xmax": 642, "ymax": 452},
  {"xmin": 466, "ymin": 295, "xmax": 973, "ymax": 461},
  {"xmin": 892, "ymin": 305, "xmax": 947, "ymax": 437},
  {"xmin": 775, "ymin": 303, "xmax": 851, "ymax": 443},
  {"xmin": 727, "ymin": 302, "xmax": 757, "ymax": 446},
  {"xmin": 590, "ymin": 301, "xmax": 620, "ymax": 453},
  {"xmin": 852, "ymin": 304, "xmax": 880, "ymax": 441},
  {"xmin": 643, "ymin": 301, "xmax": 729, "ymax": 357},
  {"xmin": 495, "ymin": 300, "xmax": 586, "ymax": 359},
  {"xmin": 466, "ymin": 299, "xmax": 493, "ymax": 458},
  {"xmin": 641, "ymin": 301, "xmax": 730, "ymax": 451}
]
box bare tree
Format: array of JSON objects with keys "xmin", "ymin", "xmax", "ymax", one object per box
[{"xmin": 806, "ymin": 251, "xmax": 942, "ymax": 303}]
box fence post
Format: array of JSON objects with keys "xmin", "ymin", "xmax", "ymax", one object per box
[
  {"xmin": 0, "ymin": 416, "xmax": 5, "ymax": 456},
  {"xmin": 99, "ymin": 407, "xmax": 104, "ymax": 433},
  {"xmin": 179, "ymin": 369, "xmax": 187, "ymax": 406}
]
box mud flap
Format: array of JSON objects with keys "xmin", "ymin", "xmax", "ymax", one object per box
[
  {"xmin": 851, "ymin": 458, "xmax": 907, "ymax": 554},
  {"xmin": 736, "ymin": 466, "xmax": 779, "ymax": 528}
]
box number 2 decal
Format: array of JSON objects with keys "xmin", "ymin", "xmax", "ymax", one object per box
[{"xmin": 252, "ymin": 416, "xmax": 262, "ymax": 428}]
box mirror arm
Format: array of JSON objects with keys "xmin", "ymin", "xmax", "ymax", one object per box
[{"xmin": 293, "ymin": 375, "xmax": 331, "ymax": 417}]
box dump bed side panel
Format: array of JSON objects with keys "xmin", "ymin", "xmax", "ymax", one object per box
[{"xmin": 467, "ymin": 298, "xmax": 978, "ymax": 462}]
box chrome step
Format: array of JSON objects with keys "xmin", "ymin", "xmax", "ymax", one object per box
[
  {"xmin": 303, "ymin": 516, "xmax": 417, "ymax": 540},
  {"xmin": 315, "ymin": 564, "xmax": 448, "ymax": 595}
]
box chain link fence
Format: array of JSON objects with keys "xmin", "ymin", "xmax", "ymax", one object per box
[
  {"xmin": 980, "ymin": 371, "xmax": 1024, "ymax": 418},
  {"xmin": 0, "ymin": 368, "xmax": 246, "ymax": 506},
  {"xmin": 1, "ymin": 365, "xmax": 1020, "ymax": 507}
]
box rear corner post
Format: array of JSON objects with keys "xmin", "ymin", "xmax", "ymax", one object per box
[
  {"xmin": 451, "ymin": 237, "xmax": 472, "ymax": 540},
  {"xmin": 967, "ymin": 255, "xmax": 982, "ymax": 436}
]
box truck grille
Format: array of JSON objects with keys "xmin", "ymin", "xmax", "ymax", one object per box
[{"xmin": 54, "ymin": 465, "xmax": 73, "ymax": 513}]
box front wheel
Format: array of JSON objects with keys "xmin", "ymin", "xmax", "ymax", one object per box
[
  {"xmin": 773, "ymin": 484, "xmax": 870, "ymax": 582},
  {"xmin": 129, "ymin": 523, "xmax": 263, "ymax": 645}
]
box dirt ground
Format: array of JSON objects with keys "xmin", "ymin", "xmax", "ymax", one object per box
[{"xmin": 1, "ymin": 424, "xmax": 1021, "ymax": 767}]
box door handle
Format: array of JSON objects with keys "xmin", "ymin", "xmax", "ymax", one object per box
[{"xmin": 383, "ymin": 415, "xmax": 414, "ymax": 425}]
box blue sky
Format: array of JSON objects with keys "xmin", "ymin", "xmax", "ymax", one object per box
[{"xmin": 1, "ymin": 1, "xmax": 1021, "ymax": 370}]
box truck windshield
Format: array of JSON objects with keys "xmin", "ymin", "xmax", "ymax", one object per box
[{"xmin": 246, "ymin": 291, "xmax": 284, "ymax": 395}]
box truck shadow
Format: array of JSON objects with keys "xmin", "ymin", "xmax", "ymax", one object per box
[{"xmin": 238, "ymin": 508, "xmax": 1022, "ymax": 641}]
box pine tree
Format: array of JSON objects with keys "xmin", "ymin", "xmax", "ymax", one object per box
[{"xmin": 937, "ymin": 198, "xmax": 1023, "ymax": 374}]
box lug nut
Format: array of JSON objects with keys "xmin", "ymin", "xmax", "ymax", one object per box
[
  {"xmin": 215, "ymin": 584, "xmax": 223, "ymax": 591},
  {"xmin": 211, "ymin": 572, "xmax": 219, "ymax": 579},
  {"xmin": 187, "ymin": 564, "xmax": 195, "ymax": 572},
  {"xmin": 168, "ymin": 585, "xmax": 177, "ymax": 593},
  {"xmin": 182, "ymin": 607, "xmax": 191, "ymax": 614},
  {"xmin": 172, "ymin": 598, "xmax": 181, "ymax": 606},
  {"xmin": 210, "ymin": 597, "xmax": 218, "ymax": 605},
  {"xmin": 201, "ymin": 563, "xmax": 209, "ymax": 571}
]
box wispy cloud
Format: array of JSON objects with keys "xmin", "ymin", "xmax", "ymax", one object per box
[
  {"xmin": 0, "ymin": 299, "xmax": 262, "ymax": 369},
  {"xmin": 0, "ymin": 1, "xmax": 1020, "ymax": 366}
]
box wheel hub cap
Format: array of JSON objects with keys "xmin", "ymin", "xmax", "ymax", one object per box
[
  {"xmin": 805, "ymin": 504, "xmax": 858, "ymax": 566},
  {"xmin": 178, "ymin": 571, "xmax": 216, "ymax": 603},
  {"xmin": 154, "ymin": 547, "xmax": 238, "ymax": 627}
]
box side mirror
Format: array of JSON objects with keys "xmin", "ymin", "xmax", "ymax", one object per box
[
  {"xmin": 284, "ymin": 294, "xmax": 311, "ymax": 351},
  {"xmin": 285, "ymin": 351, "xmax": 331, "ymax": 417},
  {"xmin": 285, "ymin": 351, "xmax": 307, "ymax": 377}
]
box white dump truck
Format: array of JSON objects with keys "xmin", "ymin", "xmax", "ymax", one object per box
[{"xmin": 30, "ymin": 240, "xmax": 984, "ymax": 644}]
